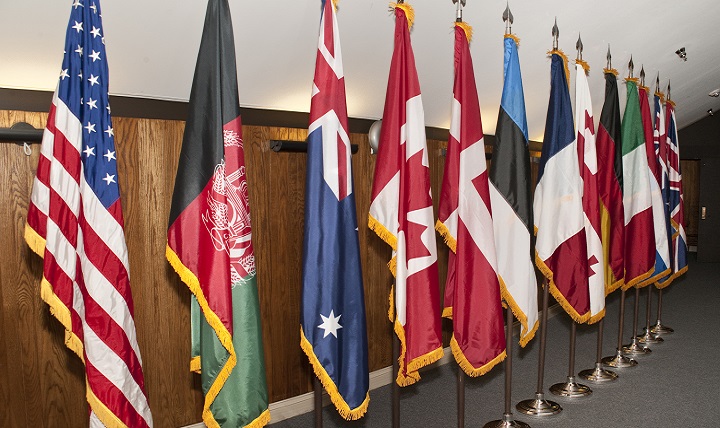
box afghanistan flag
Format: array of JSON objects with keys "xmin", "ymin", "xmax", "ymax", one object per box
[
  {"xmin": 436, "ymin": 21, "xmax": 506, "ymax": 377},
  {"xmin": 596, "ymin": 69, "xmax": 625, "ymax": 294},
  {"xmin": 300, "ymin": 0, "xmax": 370, "ymax": 419},
  {"xmin": 166, "ymin": 1, "xmax": 269, "ymax": 426},
  {"xmin": 620, "ymin": 79, "xmax": 655, "ymax": 289},
  {"xmin": 488, "ymin": 34, "xmax": 539, "ymax": 347},
  {"xmin": 575, "ymin": 60, "xmax": 606, "ymax": 323},
  {"xmin": 638, "ymin": 84, "xmax": 671, "ymax": 285},
  {"xmin": 663, "ymin": 100, "xmax": 688, "ymax": 283},
  {"xmin": 368, "ymin": 2, "xmax": 444, "ymax": 386}
]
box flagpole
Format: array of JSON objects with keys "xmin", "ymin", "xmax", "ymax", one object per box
[
  {"xmin": 314, "ymin": 377, "xmax": 323, "ymax": 427},
  {"xmin": 578, "ymin": 319, "xmax": 618, "ymax": 382},
  {"xmin": 651, "ymin": 288, "xmax": 674, "ymax": 334},
  {"xmin": 392, "ymin": 334, "xmax": 400, "ymax": 428},
  {"xmin": 516, "ymin": 279, "xmax": 562, "ymax": 416},
  {"xmin": 638, "ymin": 285, "xmax": 663, "ymax": 345},
  {"xmin": 484, "ymin": 305, "xmax": 530, "ymax": 428},
  {"xmin": 622, "ymin": 287, "xmax": 652, "ymax": 355},
  {"xmin": 601, "ymin": 288, "xmax": 638, "ymax": 368}
]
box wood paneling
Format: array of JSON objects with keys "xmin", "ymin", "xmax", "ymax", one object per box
[{"xmin": 0, "ymin": 109, "xmax": 458, "ymax": 426}]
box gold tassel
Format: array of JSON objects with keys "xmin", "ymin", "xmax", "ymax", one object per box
[
  {"xmin": 666, "ymin": 99, "xmax": 676, "ymax": 108},
  {"xmin": 624, "ymin": 76, "xmax": 639, "ymax": 84},
  {"xmin": 575, "ymin": 58, "xmax": 590, "ymax": 75},
  {"xmin": 455, "ymin": 21, "xmax": 473, "ymax": 43},
  {"xmin": 603, "ymin": 68, "xmax": 619, "ymax": 77},
  {"xmin": 390, "ymin": 3, "xmax": 415, "ymax": 30},
  {"xmin": 505, "ymin": 34, "xmax": 521, "ymax": 46},
  {"xmin": 655, "ymin": 91, "xmax": 666, "ymax": 102},
  {"xmin": 301, "ymin": 329, "xmax": 370, "ymax": 420},
  {"xmin": 450, "ymin": 336, "xmax": 506, "ymax": 377},
  {"xmin": 547, "ymin": 49, "xmax": 571, "ymax": 91},
  {"xmin": 331, "ymin": 0, "xmax": 339, "ymax": 12}
]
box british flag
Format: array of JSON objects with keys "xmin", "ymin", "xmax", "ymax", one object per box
[
  {"xmin": 663, "ymin": 100, "xmax": 688, "ymax": 284},
  {"xmin": 25, "ymin": 1, "xmax": 153, "ymax": 426}
]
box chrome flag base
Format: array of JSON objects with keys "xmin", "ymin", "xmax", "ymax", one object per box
[
  {"xmin": 602, "ymin": 349, "xmax": 638, "ymax": 368},
  {"xmin": 516, "ymin": 393, "xmax": 562, "ymax": 416},
  {"xmin": 650, "ymin": 320, "xmax": 674, "ymax": 335},
  {"xmin": 578, "ymin": 362, "xmax": 618, "ymax": 383},
  {"xmin": 483, "ymin": 413, "xmax": 531, "ymax": 428},
  {"xmin": 622, "ymin": 337, "xmax": 651, "ymax": 356},
  {"xmin": 549, "ymin": 376, "xmax": 592, "ymax": 398},
  {"xmin": 637, "ymin": 328, "xmax": 664, "ymax": 345}
]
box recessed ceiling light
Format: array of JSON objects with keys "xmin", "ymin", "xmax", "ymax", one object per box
[
  {"xmin": 709, "ymin": 88, "xmax": 720, "ymax": 97},
  {"xmin": 675, "ymin": 47, "xmax": 687, "ymax": 61}
]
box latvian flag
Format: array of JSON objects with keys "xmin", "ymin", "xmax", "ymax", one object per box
[
  {"xmin": 300, "ymin": 0, "xmax": 370, "ymax": 419},
  {"xmin": 436, "ymin": 21, "xmax": 506, "ymax": 377},
  {"xmin": 596, "ymin": 69, "xmax": 625, "ymax": 294},
  {"xmin": 24, "ymin": 1, "xmax": 153, "ymax": 426},
  {"xmin": 620, "ymin": 79, "xmax": 655, "ymax": 289},
  {"xmin": 369, "ymin": 2, "xmax": 444, "ymax": 386},
  {"xmin": 638, "ymin": 84, "xmax": 671, "ymax": 285},
  {"xmin": 488, "ymin": 34, "xmax": 539, "ymax": 347},
  {"xmin": 663, "ymin": 100, "xmax": 689, "ymax": 283},
  {"xmin": 534, "ymin": 50, "xmax": 590, "ymax": 323},
  {"xmin": 575, "ymin": 59, "xmax": 606, "ymax": 323},
  {"xmin": 166, "ymin": 1, "xmax": 270, "ymax": 426}
]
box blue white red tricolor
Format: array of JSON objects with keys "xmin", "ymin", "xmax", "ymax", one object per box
[
  {"xmin": 301, "ymin": 0, "xmax": 369, "ymax": 419},
  {"xmin": 25, "ymin": 1, "xmax": 153, "ymax": 426}
]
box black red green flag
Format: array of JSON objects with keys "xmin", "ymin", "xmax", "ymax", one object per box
[{"xmin": 166, "ymin": 0, "xmax": 269, "ymax": 427}]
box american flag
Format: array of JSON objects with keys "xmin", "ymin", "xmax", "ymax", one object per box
[{"xmin": 25, "ymin": 1, "xmax": 153, "ymax": 427}]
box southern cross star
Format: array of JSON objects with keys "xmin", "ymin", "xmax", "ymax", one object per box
[{"xmin": 318, "ymin": 310, "xmax": 342, "ymax": 339}]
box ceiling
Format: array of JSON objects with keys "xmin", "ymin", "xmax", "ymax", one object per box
[{"xmin": 2, "ymin": 0, "xmax": 720, "ymax": 141}]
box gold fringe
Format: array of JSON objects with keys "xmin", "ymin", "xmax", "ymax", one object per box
[
  {"xmin": 331, "ymin": 0, "xmax": 339, "ymax": 12},
  {"xmin": 575, "ymin": 58, "xmax": 590, "ymax": 75},
  {"xmin": 24, "ymin": 223, "xmax": 46, "ymax": 257},
  {"xmin": 639, "ymin": 84, "xmax": 650, "ymax": 93},
  {"xmin": 547, "ymin": 49, "xmax": 571, "ymax": 91},
  {"xmin": 587, "ymin": 308, "xmax": 606, "ymax": 325},
  {"xmin": 190, "ymin": 356, "xmax": 201, "ymax": 374},
  {"xmin": 392, "ymin": 319, "xmax": 444, "ymax": 386},
  {"xmin": 442, "ymin": 306, "xmax": 453, "ymax": 319},
  {"xmin": 621, "ymin": 266, "xmax": 654, "ymax": 290},
  {"xmin": 300, "ymin": 328, "xmax": 370, "ymax": 420},
  {"xmin": 666, "ymin": 99, "xmax": 676, "ymax": 108},
  {"xmin": 535, "ymin": 253, "xmax": 591, "ymax": 324},
  {"xmin": 603, "ymin": 68, "xmax": 619, "ymax": 77},
  {"xmin": 637, "ymin": 267, "xmax": 671, "ymax": 288},
  {"xmin": 497, "ymin": 274, "xmax": 538, "ymax": 347},
  {"xmin": 388, "ymin": 286, "xmax": 394, "ymax": 322},
  {"xmin": 166, "ymin": 245, "xmax": 238, "ymax": 428},
  {"xmin": 450, "ymin": 336, "xmax": 506, "ymax": 377},
  {"xmin": 657, "ymin": 265, "xmax": 688, "ymax": 289},
  {"xmin": 504, "ymin": 34, "xmax": 520, "ymax": 46},
  {"xmin": 625, "ymin": 77, "xmax": 639, "ymax": 84},
  {"xmin": 40, "ymin": 278, "xmax": 85, "ymax": 360},
  {"xmin": 606, "ymin": 277, "xmax": 625, "ymax": 296},
  {"xmin": 245, "ymin": 409, "xmax": 271, "ymax": 428},
  {"xmin": 87, "ymin": 385, "xmax": 129, "ymax": 428},
  {"xmin": 655, "ymin": 91, "xmax": 666, "ymax": 102},
  {"xmin": 368, "ymin": 215, "xmax": 397, "ymax": 250},
  {"xmin": 390, "ymin": 3, "xmax": 415, "ymax": 30},
  {"xmin": 435, "ymin": 220, "xmax": 457, "ymax": 253},
  {"xmin": 455, "ymin": 21, "xmax": 473, "ymax": 43}
]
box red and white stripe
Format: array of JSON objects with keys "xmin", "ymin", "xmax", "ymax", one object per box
[{"xmin": 27, "ymin": 94, "xmax": 153, "ymax": 428}]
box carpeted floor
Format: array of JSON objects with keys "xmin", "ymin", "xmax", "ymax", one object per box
[{"xmin": 271, "ymin": 254, "xmax": 720, "ymax": 427}]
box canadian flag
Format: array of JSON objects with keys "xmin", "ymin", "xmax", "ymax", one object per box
[{"xmin": 368, "ymin": 3, "xmax": 443, "ymax": 387}]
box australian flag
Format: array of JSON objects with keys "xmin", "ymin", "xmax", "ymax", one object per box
[{"xmin": 300, "ymin": 0, "xmax": 369, "ymax": 420}]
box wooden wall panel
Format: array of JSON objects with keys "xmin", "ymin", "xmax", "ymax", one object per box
[{"xmin": 0, "ymin": 109, "xmax": 458, "ymax": 426}]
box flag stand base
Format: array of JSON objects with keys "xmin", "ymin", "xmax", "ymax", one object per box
[
  {"xmin": 549, "ymin": 376, "xmax": 592, "ymax": 398},
  {"xmin": 483, "ymin": 413, "xmax": 531, "ymax": 428},
  {"xmin": 637, "ymin": 328, "xmax": 664, "ymax": 345},
  {"xmin": 601, "ymin": 349, "xmax": 638, "ymax": 368},
  {"xmin": 578, "ymin": 363, "xmax": 618, "ymax": 382},
  {"xmin": 622, "ymin": 337, "xmax": 651, "ymax": 356},
  {"xmin": 650, "ymin": 320, "xmax": 674, "ymax": 335},
  {"xmin": 516, "ymin": 393, "xmax": 562, "ymax": 417}
]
